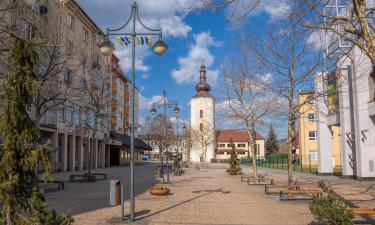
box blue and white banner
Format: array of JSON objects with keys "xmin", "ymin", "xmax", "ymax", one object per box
[{"xmin": 115, "ymin": 36, "xmax": 153, "ymax": 47}]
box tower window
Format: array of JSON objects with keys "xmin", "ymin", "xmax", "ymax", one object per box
[
  {"xmin": 200, "ymin": 123, "xmax": 203, "ymax": 131},
  {"xmin": 200, "ymin": 110, "xmax": 203, "ymax": 118}
]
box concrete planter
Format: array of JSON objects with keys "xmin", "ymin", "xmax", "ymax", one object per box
[{"xmin": 149, "ymin": 187, "xmax": 170, "ymax": 196}]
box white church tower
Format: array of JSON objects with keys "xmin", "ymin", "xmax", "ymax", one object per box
[{"xmin": 190, "ymin": 63, "xmax": 215, "ymax": 163}]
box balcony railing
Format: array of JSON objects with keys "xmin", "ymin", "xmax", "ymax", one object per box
[{"xmin": 39, "ymin": 110, "xmax": 57, "ymax": 128}]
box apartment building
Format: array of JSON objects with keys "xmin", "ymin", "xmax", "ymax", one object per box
[
  {"xmin": 298, "ymin": 91, "xmax": 341, "ymax": 170},
  {"xmin": 315, "ymin": 46, "xmax": 375, "ymax": 178},
  {"xmin": 216, "ymin": 130, "xmax": 265, "ymax": 161},
  {"xmin": 2, "ymin": 0, "xmax": 148, "ymax": 172}
]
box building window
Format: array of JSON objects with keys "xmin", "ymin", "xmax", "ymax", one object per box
[
  {"xmin": 64, "ymin": 69, "xmax": 72, "ymax": 83},
  {"xmin": 309, "ymin": 151, "xmax": 318, "ymax": 160},
  {"xmin": 67, "ymin": 14, "xmax": 74, "ymax": 30},
  {"xmin": 308, "ymin": 113, "xmax": 316, "ymax": 122},
  {"xmin": 83, "ymin": 29, "xmax": 89, "ymax": 42},
  {"xmin": 306, "ymin": 96, "xmax": 315, "ymax": 105},
  {"xmin": 218, "ymin": 144, "xmax": 225, "ymax": 148},
  {"xmin": 16, "ymin": 20, "xmax": 36, "ymax": 40},
  {"xmin": 308, "ymin": 131, "xmax": 317, "ymax": 140},
  {"xmin": 237, "ymin": 143, "xmax": 245, "ymax": 148},
  {"xmin": 256, "ymin": 144, "xmax": 260, "ymax": 155},
  {"xmin": 96, "ymin": 34, "xmax": 100, "ymax": 45},
  {"xmin": 79, "ymin": 79, "xmax": 86, "ymax": 92},
  {"xmin": 58, "ymin": 107, "xmax": 65, "ymax": 122},
  {"xmin": 227, "ymin": 143, "xmax": 235, "ymax": 148},
  {"xmin": 200, "ymin": 110, "xmax": 203, "ymax": 118},
  {"xmin": 199, "ymin": 123, "xmax": 203, "ymax": 131},
  {"xmin": 66, "ymin": 40, "xmax": 73, "ymax": 55}
]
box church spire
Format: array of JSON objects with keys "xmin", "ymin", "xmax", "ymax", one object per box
[{"xmin": 193, "ymin": 63, "xmax": 212, "ymax": 98}]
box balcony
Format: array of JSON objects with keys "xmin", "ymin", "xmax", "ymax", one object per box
[
  {"xmin": 39, "ymin": 110, "xmax": 57, "ymax": 129},
  {"xmin": 327, "ymin": 111, "xmax": 340, "ymax": 126},
  {"xmin": 368, "ymin": 101, "xmax": 375, "ymax": 117}
]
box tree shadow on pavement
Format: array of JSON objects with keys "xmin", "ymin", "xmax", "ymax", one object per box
[{"xmin": 136, "ymin": 188, "xmax": 230, "ymax": 221}]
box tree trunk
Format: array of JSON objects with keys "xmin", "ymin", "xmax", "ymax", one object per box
[
  {"xmin": 247, "ymin": 126, "xmax": 257, "ymax": 178},
  {"xmin": 287, "ymin": 109, "xmax": 294, "ymax": 186}
]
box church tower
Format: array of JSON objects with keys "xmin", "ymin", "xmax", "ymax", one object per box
[{"xmin": 190, "ymin": 63, "xmax": 215, "ymax": 163}]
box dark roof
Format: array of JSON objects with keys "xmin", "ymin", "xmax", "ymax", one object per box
[
  {"xmin": 216, "ymin": 130, "xmax": 265, "ymax": 142},
  {"xmin": 110, "ymin": 131, "xmax": 151, "ymax": 151},
  {"xmin": 192, "ymin": 64, "xmax": 214, "ymax": 98}
]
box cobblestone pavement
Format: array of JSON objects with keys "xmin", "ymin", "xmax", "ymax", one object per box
[{"xmin": 45, "ymin": 163, "xmax": 375, "ymax": 225}]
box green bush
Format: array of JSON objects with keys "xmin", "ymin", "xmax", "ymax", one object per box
[{"xmin": 309, "ymin": 181, "xmax": 353, "ymax": 225}]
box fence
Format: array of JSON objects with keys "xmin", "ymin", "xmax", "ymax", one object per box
[{"xmin": 240, "ymin": 154, "xmax": 342, "ymax": 176}]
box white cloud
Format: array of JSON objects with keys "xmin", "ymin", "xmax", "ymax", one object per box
[
  {"xmin": 171, "ymin": 32, "xmax": 221, "ymax": 85},
  {"xmin": 224, "ymin": 0, "xmax": 291, "ymax": 22},
  {"xmin": 139, "ymin": 94, "xmax": 163, "ymax": 110},
  {"xmin": 141, "ymin": 74, "xmax": 150, "ymax": 80},
  {"xmin": 307, "ymin": 30, "xmax": 326, "ymax": 51},
  {"xmin": 79, "ymin": 0, "xmax": 193, "ymax": 73}
]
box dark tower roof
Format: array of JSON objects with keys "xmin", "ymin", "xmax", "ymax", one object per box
[{"xmin": 192, "ymin": 63, "xmax": 213, "ymax": 98}]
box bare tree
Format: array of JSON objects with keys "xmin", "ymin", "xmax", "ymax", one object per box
[
  {"xmin": 248, "ymin": 18, "xmax": 324, "ymax": 185},
  {"xmin": 191, "ymin": 119, "xmax": 215, "ymax": 168},
  {"xmin": 221, "ymin": 44, "xmax": 281, "ymax": 178},
  {"xmin": 302, "ymin": 0, "xmax": 375, "ymax": 98},
  {"xmin": 182, "ymin": 126, "xmax": 193, "ymax": 165}
]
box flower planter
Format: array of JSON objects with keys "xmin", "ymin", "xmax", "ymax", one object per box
[{"xmin": 149, "ymin": 187, "xmax": 170, "ymax": 196}]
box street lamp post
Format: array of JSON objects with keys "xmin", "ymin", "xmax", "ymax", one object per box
[
  {"xmin": 150, "ymin": 91, "xmax": 180, "ymax": 183},
  {"xmin": 100, "ymin": 2, "xmax": 168, "ymax": 222}
]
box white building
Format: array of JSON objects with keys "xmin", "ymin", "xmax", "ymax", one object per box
[
  {"xmin": 316, "ymin": 46, "xmax": 375, "ymax": 179},
  {"xmin": 190, "ymin": 64, "xmax": 215, "ymax": 163}
]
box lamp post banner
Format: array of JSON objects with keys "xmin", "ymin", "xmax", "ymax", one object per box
[{"xmin": 116, "ymin": 36, "xmax": 153, "ymax": 47}]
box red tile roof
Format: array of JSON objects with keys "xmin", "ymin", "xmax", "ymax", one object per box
[{"xmin": 217, "ymin": 130, "xmax": 264, "ymax": 142}]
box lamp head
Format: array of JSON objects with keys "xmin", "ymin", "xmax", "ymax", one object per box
[
  {"xmin": 153, "ymin": 39, "xmax": 168, "ymax": 56},
  {"xmin": 150, "ymin": 106, "xmax": 157, "ymax": 115},
  {"xmin": 173, "ymin": 105, "xmax": 180, "ymax": 114},
  {"xmin": 100, "ymin": 39, "xmax": 114, "ymax": 56}
]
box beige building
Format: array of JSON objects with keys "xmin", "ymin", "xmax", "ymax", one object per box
[
  {"xmin": 2, "ymin": 0, "xmax": 147, "ymax": 172},
  {"xmin": 298, "ymin": 91, "xmax": 341, "ymax": 167},
  {"xmin": 216, "ymin": 130, "xmax": 265, "ymax": 161}
]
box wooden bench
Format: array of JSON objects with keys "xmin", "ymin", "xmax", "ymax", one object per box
[
  {"xmin": 264, "ymin": 184, "xmax": 300, "ymax": 195},
  {"xmin": 247, "ymin": 178, "xmax": 274, "ymax": 185},
  {"xmin": 347, "ymin": 208, "xmax": 375, "ymax": 215},
  {"xmin": 84, "ymin": 173, "xmax": 106, "ymax": 181},
  {"xmin": 38, "ymin": 180, "xmax": 64, "ymax": 192},
  {"xmin": 279, "ymin": 189, "xmax": 322, "ymax": 201},
  {"xmin": 70, "ymin": 174, "xmax": 96, "ymax": 182}
]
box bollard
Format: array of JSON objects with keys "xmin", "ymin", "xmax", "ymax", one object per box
[{"xmin": 121, "ymin": 184, "xmax": 124, "ymax": 221}]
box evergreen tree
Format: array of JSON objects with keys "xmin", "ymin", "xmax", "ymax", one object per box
[
  {"xmin": 227, "ymin": 140, "xmax": 239, "ymax": 174},
  {"xmin": 0, "ymin": 37, "xmax": 72, "ymax": 225},
  {"xmin": 265, "ymin": 124, "xmax": 279, "ymax": 155}
]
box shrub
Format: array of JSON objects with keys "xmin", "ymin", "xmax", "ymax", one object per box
[{"xmin": 309, "ymin": 181, "xmax": 353, "ymax": 225}]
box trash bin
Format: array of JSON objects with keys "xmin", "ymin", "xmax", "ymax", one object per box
[{"xmin": 110, "ymin": 180, "xmax": 121, "ymax": 206}]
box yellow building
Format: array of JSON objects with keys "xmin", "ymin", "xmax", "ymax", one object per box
[{"xmin": 298, "ymin": 91, "xmax": 341, "ymax": 167}]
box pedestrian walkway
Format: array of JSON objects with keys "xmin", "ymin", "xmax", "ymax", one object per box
[
  {"xmin": 46, "ymin": 163, "xmax": 375, "ymax": 224},
  {"xmin": 53, "ymin": 164, "xmax": 312, "ymax": 224}
]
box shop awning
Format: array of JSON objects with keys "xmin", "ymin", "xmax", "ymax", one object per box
[{"xmin": 110, "ymin": 131, "xmax": 152, "ymax": 151}]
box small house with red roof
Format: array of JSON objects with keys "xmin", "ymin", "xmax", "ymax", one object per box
[{"xmin": 216, "ymin": 130, "xmax": 265, "ymax": 161}]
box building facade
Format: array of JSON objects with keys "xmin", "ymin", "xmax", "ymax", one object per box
[
  {"xmin": 190, "ymin": 64, "xmax": 215, "ymax": 163},
  {"xmin": 316, "ymin": 47, "xmax": 375, "ymax": 178},
  {"xmin": 216, "ymin": 130, "xmax": 265, "ymax": 161},
  {"xmin": 298, "ymin": 91, "xmax": 342, "ymax": 169},
  {"xmin": 2, "ymin": 0, "xmax": 147, "ymax": 172}
]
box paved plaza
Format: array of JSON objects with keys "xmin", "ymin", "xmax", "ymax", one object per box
[{"xmin": 45, "ymin": 163, "xmax": 375, "ymax": 225}]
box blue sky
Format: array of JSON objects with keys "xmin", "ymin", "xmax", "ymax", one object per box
[{"xmin": 79, "ymin": 0, "xmax": 300, "ymax": 139}]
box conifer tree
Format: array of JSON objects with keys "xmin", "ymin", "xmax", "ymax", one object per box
[
  {"xmin": 0, "ymin": 37, "xmax": 72, "ymax": 225},
  {"xmin": 265, "ymin": 124, "xmax": 278, "ymax": 155}
]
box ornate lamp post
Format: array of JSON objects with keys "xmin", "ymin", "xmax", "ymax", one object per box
[
  {"xmin": 150, "ymin": 91, "xmax": 180, "ymax": 183},
  {"xmin": 100, "ymin": 2, "xmax": 168, "ymax": 222}
]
